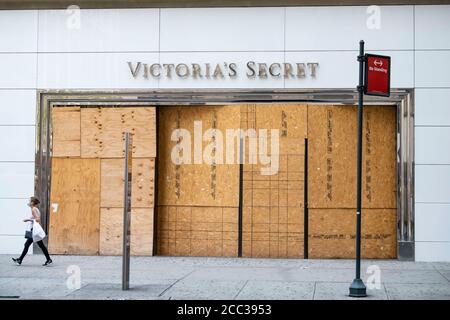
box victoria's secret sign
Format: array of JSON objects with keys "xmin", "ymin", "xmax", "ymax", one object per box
[{"xmin": 128, "ymin": 61, "xmax": 319, "ymax": 79}]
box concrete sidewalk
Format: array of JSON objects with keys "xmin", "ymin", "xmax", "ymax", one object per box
[{"xmin": 0, "ymin": 255, "xmax": 449, "ymax": 300}]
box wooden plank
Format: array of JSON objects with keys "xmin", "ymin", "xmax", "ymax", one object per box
[
  {"xmin": 52, "ymin": 107, "xmax": 81, "ymax": 157},
  {"xmin": 81, "ymin": 107, "xmax": 156, "ymax": 158},
  {"xmin": 99, "ymin": 207, "xmax": 154, "ymax": 256},
  {"xmin": 49, "ymin": 158, "xmax": 100, "ymax": 255},
  {"xmin": 308, "ymin": 208, "xmax": 397, "ymax": 259},
  {"xmin": 307, "ymin": 105, "xmax": 397, "ymax": 209},
  {"xmin": 101, "ymin": 158, "xmax": 155, "ymax": 208}
]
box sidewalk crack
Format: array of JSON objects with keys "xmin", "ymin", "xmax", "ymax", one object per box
[
  {"xmin": 233, "ymin": 280, "xmax": 249, "ymax": 300},
  {"xmin": 383, "ymin": 283, "xmax": 390, "ymax": 300},
  {"xmin": 157, "ymin": 269, "xmax": 196, "ymax": 297},
  {"xmin": 432, "ymin": 264, "xmax": 450, "ymax": 284}
]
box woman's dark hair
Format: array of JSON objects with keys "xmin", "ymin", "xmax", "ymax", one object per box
[{"xmin": 30, "ymin": 196, "xmax": 40, "ymax": 206}]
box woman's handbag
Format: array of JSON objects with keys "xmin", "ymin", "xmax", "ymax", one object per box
[{"xmin": 25, "ymin": 222, "xmax": 32, "ymax": 239}]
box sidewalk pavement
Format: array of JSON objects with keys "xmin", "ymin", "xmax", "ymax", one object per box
[{"xmin": 1, "ymin": 254, "xmax": 449, "ymax": 300}]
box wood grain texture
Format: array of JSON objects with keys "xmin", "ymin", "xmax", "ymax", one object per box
[
  {"xmin": 52, "ymin": 107, "xmax": 81, "ymax": 157},
  {"xmin": 99, "ymin": 207, "xmax": 154, "ymax": 256},
  {"xmin": 307, "ymin": 105, "xmax": 397, "ymax": 209},
  {"xmin": 241, "ymin": 104, "xmax": 307, "ymax": 258},
  {"xmin": 308, "ymin": 208, "xmax": 397, "ymax": 259},
  {"xmin": 156, "ymin": 205, "xmax": 238, "ymax": 257},
  {"xmin": 101, "ymin": 158, "xmax": 155, "ymax": 208},
  {"xmin": 81, "ymin": 107, "xmax": 156, "ymax": 158},
  {"xmin": 49, "ymin": 158, "xmax": 100, "ymax": 255},
  {"xmin": 156, "ymin": 106, "xmax": 240, "ymax": 257},
  {"xmin": 157, "ymin": 106, "xmax": 240, "ymax": 207}
]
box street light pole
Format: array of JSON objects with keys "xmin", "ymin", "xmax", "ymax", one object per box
[{"xmin": 349, "ymin": 40, "xmax": 367, "ymax": 298}]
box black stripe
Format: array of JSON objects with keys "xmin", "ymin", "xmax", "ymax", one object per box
[{"xmin": 304, "ymin": 138, "xmax": 309, "ymax": 259}]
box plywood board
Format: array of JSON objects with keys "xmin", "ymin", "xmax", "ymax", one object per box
[
  {"xmin": 99, "ymin": 207, "xmax": 154, "ymax": 256},
  {"xmin": 49, "ymin": 158, "xmax": 100, "ymax": 255},
  {"xmin": 241, "ymin": 104, "xmax": 306, "ymax": 259},
  {"xmin": 157, "ymin": 106, "xmax": 240, "ymax": 207},
  {"xmin": 255, "ymin": 104, "xmax": 307, "ymax": 155},
  {"xmin": 307, "ymin": 105, "xmax": 397, "ymax": 209},
  {"xmin": 101, "ymin": 158, "xmax": 155, "ymax": 208},
  {"xmin": 81, "ymin": 107, "xmax": 156, "ymax": 158},
  {"xmin": 308, "ymin": 208, "xmax": 397, "ymax": 259},
  {"xmin": 156, "ymin": 205, "xmax": 238, "ymax": 257},
  {"xmin": 52, "ymin": 107, "xmax": 81, "ymax": 157}
]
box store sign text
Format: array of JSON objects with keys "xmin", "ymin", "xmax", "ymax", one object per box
[{"xmin": 127, "ymin": 61, "xmax": 319, "ymax": 79}]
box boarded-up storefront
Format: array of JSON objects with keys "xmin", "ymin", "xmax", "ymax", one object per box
[
  {"xmin": 307, "ymin": 105, "xmax": 397, "ymax": 259},
  {"xmin": 157, "ymin": 106, "xmax": 240, "ymax": 256},
  {"xmin": 241, "ymin": 104, "xmax": 307, "ymax": 258},
  {"xmin": 49, "ymin": 106, "xmax": 156, "ymax": 255},
  {"xmin": 156, "ymin": 104, "xmax": 397, "ymax": 259},
  {"xmin": 49, "ymin": 103, "xmax": 396, "ymax": 258}
]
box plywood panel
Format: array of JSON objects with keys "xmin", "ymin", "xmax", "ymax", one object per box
[
  {"xmin": 255, "ymin": 103, "xmax": 307, "ymax": 154},
  {"xmin": 81, "ymin": 107, "xmax": 156, "ymax": 158},
  {"xmin": 307, "ymin": 105, "xmax": 397, "ymax": 209},
  {"xmin": 49, "ymin": 158, "xmax": 100, "ymax": 255},
  {"xmin": 99, "ymin": 207, "xmax": 153, "ymax": 256},
  {"xmin": 156, "ymin": 205, "xmax": 238, "ymax": 257},
  {"xmin": 241, "ymin": 104, "xmax": 306, "ymax": 259},
  {"xmin": 157, "ymin": 106, "xmax": 240, "ymax": 207},
  {"xmin": 101, "ymin": 158, "xmax": 155, "ymax": 208},
  {"xmin": 154, "ymin": 104, "xmax": 396, "ymax": 259},
  {"xmin": 308, "ymin": 209, "xmax": 397, "ymax": 259},
  {"xmin": 52, "ymin": 107, "xmax": 81, "ymax": 157},
  {"xmin": 157, "ymin": 106, "xmax": 240, "ymax": 257}
]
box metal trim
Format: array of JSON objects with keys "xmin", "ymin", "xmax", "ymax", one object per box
[
  {"xmin": 35, "ymin": 88, "xmax": 415, "ymax": 260},
  {"xmin": 1, "ymin": 0, "xmax": 450, "ymax": 10},
  {"xmin": 152, "ymin": 106, "xmax": 160, "ymax": 256}
]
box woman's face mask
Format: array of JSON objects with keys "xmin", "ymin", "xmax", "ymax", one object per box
[{"xmin": 27, "ymin": 202, "xmax": 32, "ymax": 207}]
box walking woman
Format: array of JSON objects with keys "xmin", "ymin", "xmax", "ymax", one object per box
[{"xmin": 12, "ymin": 197, "xmax": 52, "ymax": 266}]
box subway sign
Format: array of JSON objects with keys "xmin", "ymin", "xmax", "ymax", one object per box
[{"xmin": 364, "ymin": 54, "xmax": 391, "ymax": 97}]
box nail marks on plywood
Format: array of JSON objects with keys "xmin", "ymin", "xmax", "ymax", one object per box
[
  {"xmin": 81, "ymin": 107, "xmax": 156, "ymax": 158},
  {"xmin": 101, "ymin": 158, "xmax": 155, "ymax": 208},
  {"xmin": 50, "ymin": 106, "xmax": 157, "ymax": 256},
  {"xmin": 99, "ymin": 207, "xmax": 154, "ymax": 256}
]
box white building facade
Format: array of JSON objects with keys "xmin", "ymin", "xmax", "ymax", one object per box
[{"xmin": 0, "ymin": 3, "xmax": 449, "ymax": 261}]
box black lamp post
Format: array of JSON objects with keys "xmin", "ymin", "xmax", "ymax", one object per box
[{"xmin": 349, "ymin": 40, "xmax": 367, "ymax": 298}]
